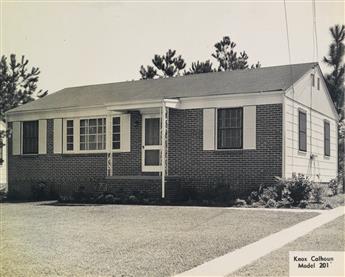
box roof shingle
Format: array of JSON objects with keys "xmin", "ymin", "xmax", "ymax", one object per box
[{"xmin": 7, "ymin": 62, "xmax": 316, "ymax": 113}]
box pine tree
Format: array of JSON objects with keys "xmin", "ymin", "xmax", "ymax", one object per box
[
  {"xmin": 0, "ymin": 54, "xmax": 47, "ymax": 120},
  {"xmin": 139, "ymin": 49, "xmax": 186, "ymax": 79},
  {"xmin": 323, "ymin": 24, "xmax": 345, "ymax": 188},
  {"xmin": 0, "ymin": 54, "xmax": 47, "ymax": 141},
  {"xmin": 211, "ymin": 36, "xmax": 260, "ymax": 71},
  {"xmin": 323, "ymin": 25, "xmax": 345, "ymax": 118},
  {"xmin": 185, "ymin": 60, "xmax": 214, "ymax": 75}
]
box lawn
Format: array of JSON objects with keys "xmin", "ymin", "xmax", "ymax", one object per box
[
  {"xmin": 1, "ymin": 202, "xmax": 318, "ymax": 277},
  {"xmin": 229, "ymin": 215, "xmax": 345, "ymax": 277}
]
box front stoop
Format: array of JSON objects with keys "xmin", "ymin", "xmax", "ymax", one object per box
[{"xmin": 103, "ymin": 175, "xmax": 180, "ymax": 200}]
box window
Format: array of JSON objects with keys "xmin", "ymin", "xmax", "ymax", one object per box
[
  {"xmin": 66, "ymin": 120, "xmax": 74, "ymax": 151},
  {"xmin": 298, "ymin": 111, "xmax": 307, "ymax": 152},
  {"xmin": 217, "ymin": 108, "xmax": 243, "ymax": 149},
  {"xmin": 324, "ymin": 121, "xmax": 330, "ymax": 156},
  {"xmin": 80, "ymin": 118, "xmax": 106, "ymax": 151},
  {"xmin": 112, "ymin": 117, "xmax": 120, "ymax": 150},
  {"xmin": 311, "ymin": 74, "xmax": 315, "ymax": 87},
  {"xmin": 317, "ymin": 78, "xmax": 320, "ymax": 90},
  {"xmin": 23, "ymin": 121, "xmax": 38, "ymax": 154}
]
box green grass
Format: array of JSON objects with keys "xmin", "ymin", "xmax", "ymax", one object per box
[
  {"xmin": 229, "ymin": 215, "xmax": 345, "ymax": 277},
  {"xmin": 0, "ymin": 202, "xmax": 318, "ymax": 277}
]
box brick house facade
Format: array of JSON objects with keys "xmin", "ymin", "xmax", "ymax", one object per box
[{"xmin": 5, "ymin": 63, "xmax": 338, "ymax": 200}]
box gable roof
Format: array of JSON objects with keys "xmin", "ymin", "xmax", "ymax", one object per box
[{"xmin": 7, "ymin": 62, "xmax": 317, "ymax": 113}]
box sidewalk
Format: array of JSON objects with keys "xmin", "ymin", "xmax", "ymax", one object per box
[{"xmin": 175, "ymin": 206, "xmax": 345, "ymax": 277}]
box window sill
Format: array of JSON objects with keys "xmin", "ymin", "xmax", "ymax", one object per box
[
  {"xmin": 298, "ymin": 150, "xmax": 307, "ymax": 156},
  {"xmin": 213, "ymin": 148, "xmax": 256, "ymax": 152},
  {"xmin": 20, "ymin": 154, "xmax": 39, "ymax": 158}
]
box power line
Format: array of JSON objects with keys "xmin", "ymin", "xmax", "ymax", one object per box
[
  {"xmin": 283, "ymin": 0, "xmax": 295, "ymax": 176},
  {"xmin": 312, "ymin": 0, "xmax": 319, "ymax": 62}
]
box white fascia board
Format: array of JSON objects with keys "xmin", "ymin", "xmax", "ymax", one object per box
[
  {"xmin": 284, "ymin": 65, "xmax": 339, "ymax": 121},
  {"xmin": 178, "ymin": 90, "xmax": 284, "ymax": 109},
  {"xmin": 106, "ymin": 98, "xmax": 181, "ymax": 110},
  {"xmin": 6, "ymin": 105, "xmax": 110, "ymax": 122}
]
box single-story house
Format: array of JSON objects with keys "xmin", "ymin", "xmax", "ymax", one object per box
[{"xmin": 5, "ymin": 62, "xmax": 338, "ymax": 199}]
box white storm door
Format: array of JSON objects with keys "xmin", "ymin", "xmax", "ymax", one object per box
[{"xmin": 142, "ymin": 114, "xmax": 162, "ymax": 172}]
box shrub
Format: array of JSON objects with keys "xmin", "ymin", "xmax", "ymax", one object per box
[
  {"xmin": 282, "ymin": 174, "xmax": 312, "ymax": 205},
  {"xmin": 176, "ymin": 187, "xmax": 199, "ymax": 202},
  {"xmin": 299, "ymin": 200, "xmax": 308, "ymax": 209},
  {"xmin": 72, "ymin": 186, "xmax": 89, "ymax": 203},
  {"xmin": 328, "ymin": 179, "xmax": 338, "ymax": 196},
  {"xmin": 31, "ymin": 182, "xmax": 48, "ymax": 201},
  {"xmin": 265, "ymin": 199, "xmax": 277, "ymax": 208},
  {"xmin": 311, "ymin": 183, "xmax": 324, "ymax": 203},
  {"xmin": 248, "ymin": 174, "xmax": 312, "ymax": 208},
  {"xmin": 259, "ymin": 187, "xmax": 278, "ymax": 203},
  {"xmin": 234, "ymin": 198, "xmax": 246, "ymax": 207}
]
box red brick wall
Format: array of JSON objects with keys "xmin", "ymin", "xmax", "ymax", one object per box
[
  {"xmin": 7, "ymin": 104, "xmax": 282, "ymax": 198},
  {"xmin": 168, "ymin": 104, "xmax": 283, "ymax": 194}
]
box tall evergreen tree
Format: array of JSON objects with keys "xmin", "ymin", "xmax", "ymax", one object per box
[
  {"xmin": 140, "ymin": 49, "xmax": 186, "ymax": 79},
  {"xmin": 323, "ymin": 24, "xmax": 345, "ymax": 118},
  {"xmin": 211, "ymin": 36, "xmax": 260, "ymax": 71},
  {"xmin": 323, "ymin": 24, "xmax": 345, "ymax": 188},
  {"xmin": 0, "ymin": 54, "xmax": 47, "ymax": 141},
  {"xmin": 185, "ymin": 60, "xmax": 214, "ymax": 75},
  {"xmin": 0, "ymin": 54, "xmax": 47, "ymax": 120}
]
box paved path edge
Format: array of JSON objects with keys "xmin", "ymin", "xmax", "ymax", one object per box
[{"xmin": 174, "ymin": 206, "xmax": 345, "ymax": 277}]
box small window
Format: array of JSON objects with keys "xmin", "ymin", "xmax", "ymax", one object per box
[
  {"xmin": 311, "ymin": 74, "xmax": 315, "ymax": 87},
  {"xmin": 66, "ymin": 120, "xmax": 74, "ymax": 151},
  {"xmin": 80, "ymin": 118, "xmax": 106, "ymax": 151},
  {"xmin": 324, "ymin": 121, "xmax": 330, "ymax": 156},
  {"xmin": 298, "ymin": 111, "xmax": 307, "ymax": 152},
  {"xmin": 317, "ymin": 78, "xmax": 320, "ymax": 90},
  {"xmin": 112, "ymin": 117, "xmax": 121, "ymax": 150},
  {"xmin": 217, "ymin": 108, "xmax": 243, "ymax": 149},
  {"xmin": 23, "ymin": 121, "xmax": 38, "ymax": 154}
]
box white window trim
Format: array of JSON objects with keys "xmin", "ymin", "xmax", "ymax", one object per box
[
  {"xmin": 79, "ymin": 117, "xmax": 107, "ymax": 152},
  {"xmin": 62, "ymin": 114, "xmax": 128, "ymax": 154},
  {"xmin": 21, "ymin": 120, "xmax": 39, "ymax": 156},
  {"xmin": 111, "ymin": 115, "xmax": 121, "ymax": 153},
  {"xmin": 215, "ymin": 107, "xmax": 244, "ymax": 151}
]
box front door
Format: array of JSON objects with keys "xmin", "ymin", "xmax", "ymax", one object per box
[{"xmin": 142, "ymin": 114, "xmax": 162, "ymax": 172}]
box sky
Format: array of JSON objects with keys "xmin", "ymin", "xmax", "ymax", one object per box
[{"xmin": 1, "ymin": 0, "xmax": 344, "ymax": 94}]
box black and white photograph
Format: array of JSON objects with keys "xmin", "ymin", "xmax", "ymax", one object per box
[{"xmin": 0, "ymin": 0, "xmax": 344, "ymax": 276}]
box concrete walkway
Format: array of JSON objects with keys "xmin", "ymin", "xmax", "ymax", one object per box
[{"xmin": 175, "ymin": 206, "xmax": 345, "ymax": 277}]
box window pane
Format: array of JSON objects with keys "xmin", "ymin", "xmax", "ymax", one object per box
[
  {"xmin": 299, "ymin": 111, "xmax": 307, "ymax": 151},
  {"xmin": 89, "ymin": 119, "xmax": 97, "ymax": 126},
  {"xmin": 145, "ymin": 150, "xmax": 160, "ymax": 166},
  {"xmin": 89, "ymin": 126, "xmax": 97, "ymax": 134},
  {"xmin": 113, "ymin": 141, "xmax": 120, "ymax": 149},
  {"xmin": 23, "ymin": 121, "xmax": 38, "ymax": 154},
  {"xmin": 145, "ymin": 118, "xmax": 160, "ymax": 145},
  {"xmin": 113, "ymin": 117, "xmax": 120, "ymax": 125},
  {"xmin": 217, "ymin": 108, "xmax": 242, "ymax": 149},
  {"xmin": 113, "ymin": 134, "xmax": 120, "ymax": 142},
  {"xmin": 113, "ymin": 125, "xmax": 120, "ymax": 133}
]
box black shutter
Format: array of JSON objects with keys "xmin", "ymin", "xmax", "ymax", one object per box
[
  {"xmin": 324, "ymin": 121, "xmax": 330, "ymax": 156},
  {"xmin": 298, "ymin": 111, "xmax": 307, "ymax": 152}
]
